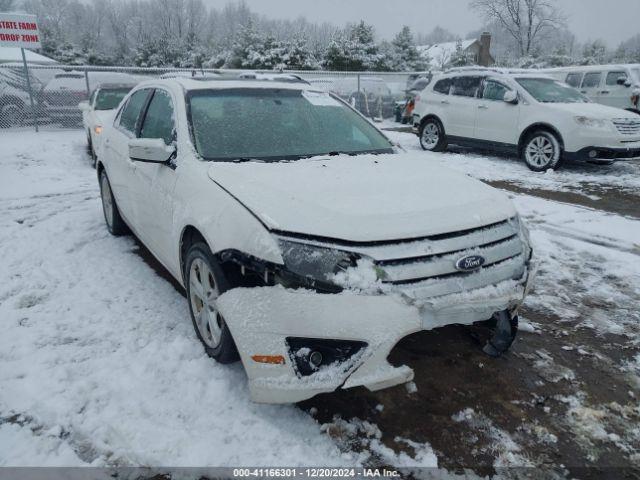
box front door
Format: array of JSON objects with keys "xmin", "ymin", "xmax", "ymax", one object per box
[
  {"xmin": 474, "ymin": 79, "xmax": 520, "ymax": 145},
  {"xmin": 601, "ymin": 70, "xmax": 633, "ymax": 110},
  {"xmin": 131, "ymin": 88, "xmax": 178, "ymax": 269}
]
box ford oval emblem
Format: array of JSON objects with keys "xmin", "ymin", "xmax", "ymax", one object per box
[{"xmin": 455, "ymin": 255, "xmax": 485, "ymax": 272}]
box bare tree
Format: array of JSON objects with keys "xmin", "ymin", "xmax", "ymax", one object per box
[{"xmin": 470, "ymin": 0, "xmax": 564, "ymax": 56}]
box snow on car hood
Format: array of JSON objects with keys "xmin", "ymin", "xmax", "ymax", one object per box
[
  {"xmin": 547, "ymin": 102, "xmax": 638, "ymax": 119},
  {"xmin": 207, "ymin": 153, "xmax": 516, "ymax": 242},
  {"xmin": 93, "ymin": 110, "xmax": 115, "ymax": 125}
]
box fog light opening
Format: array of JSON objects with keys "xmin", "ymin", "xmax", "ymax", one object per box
[
  {"xmin": 308, "ymin": 351, "xmax": 323, "ymax": 369},
  {"xmin": 588, "ymin": 150, "xmax": 598, "ymax": 158}
]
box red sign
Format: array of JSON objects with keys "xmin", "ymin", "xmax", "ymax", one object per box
[{"xmin": 0, "ymin": 13, "xmax": 41, "ymax": 49}]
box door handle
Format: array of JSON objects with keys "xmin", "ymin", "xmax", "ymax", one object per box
[
  {"xmin": 580, "ymin": 90, "xmax": 588, "ymax": 94},
  {"xmin": 441, "ymin": 100, "xmax": 450, "ymax": 105},
  {"xmin": 478, "ymin": 105, "xmax": 489, "ymax": 110},
  {"xmin": 600, "ymin": 90, "xmax": 610, "ymax": 94}
]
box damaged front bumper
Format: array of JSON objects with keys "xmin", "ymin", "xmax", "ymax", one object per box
[{"xmin": 216, "ymin": 257, "xmax": 538, "ymax": 404}]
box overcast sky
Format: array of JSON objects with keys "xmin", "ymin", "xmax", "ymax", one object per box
[{"xmin": 203, "ymin": 0, "xmax": 640, "ymax": 46}]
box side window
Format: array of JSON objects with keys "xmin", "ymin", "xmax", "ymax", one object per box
[
  {"xmin": 451, "ymin": 76, "xmax": 483, "ymax": 98},
  {"xmin": 89, "ymin": 89, "xmax": 97, "ymax": 107},
  {"xmin": 118, "ymin": 89, "xmax": 151, "ymax": 134},
  {"xmin": 606, "ymin": 71, "xmax": 628, "ymax": 86},
  {"xmin": 140, "ymin": 89, "xmax": 176, "ymax": 146},
  {"xmin": 565, "ymin": 73, "xmax": 583, "ymax": 88},
  {"xmin": 581, "ymin": 72, "xmax": 602, "ymax": 88},
  {"xmin": 433, "ymin": 78, "xmax": 452, "ymax": 95},
  {"xmin": 482, "ymin": 80, "xmax": 509, "ymax": 101}
]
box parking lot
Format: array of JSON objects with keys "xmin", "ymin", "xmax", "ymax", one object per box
[{"xmin": 0, "ymin": 126, "xmax": 638, "ymax": 476}]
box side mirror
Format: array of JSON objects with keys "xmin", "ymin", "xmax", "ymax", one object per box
[
  {"xmin": 617, "ymin": 77, "xmax": 631, "ymax": 87},
  {"xmin": 503, "ymin": 90, "xmax": 518, "ymax": 104},
  {"xmin": 129, "ymin": 138, "xmax": 175, "ymax": 164},
  {"xmin": 78, "ymin": 101, "xmax": 90, "ymax": 112},
  {"xmin": 625, "ymin": 80, "xmax": 632, "ymax": 88}
]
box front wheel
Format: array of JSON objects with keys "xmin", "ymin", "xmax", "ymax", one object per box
[
  {"xmin": 419, "ymin": 118, "xmax": 447, "ymax": 152},
  {"xmin": 522, "ymin": 130, "xmax": 562, "ymax": 172},
  {"xmin": 185, "ymin": 242, "xmax": 239, "ymax": 364}
]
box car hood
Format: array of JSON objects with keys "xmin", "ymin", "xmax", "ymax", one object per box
[
  {"xmin": 92, "ymin": 109, "xmax": 116, "ymax": 125},
  {"xmin": 207, "ymin": 153, "xmax": 516, "ymax": 242},
  {"xmin": 546, "ymin": 102, "xmax": 638, "ymax": 119}
]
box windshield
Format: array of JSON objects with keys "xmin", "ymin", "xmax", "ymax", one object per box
[
  {"xmin": 95, "ymin": 88, "xmax": 132, "ymax": 110},
  {"xmin": 187, "ymin": 88, "xmax": 394, "ymax": 161},
  {"xmin": 516, "ymin": 78, "xmax": 589, "ymax": 103}
]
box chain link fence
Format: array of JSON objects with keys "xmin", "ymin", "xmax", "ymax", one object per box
[{"xmin": 0, "ymin": 63, "xmax": 430, "ymax": 131}]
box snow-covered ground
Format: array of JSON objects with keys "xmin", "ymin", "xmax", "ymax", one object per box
[{"xmin": 1, "ymin": 129, "xmax": 639, "ymax": 470}]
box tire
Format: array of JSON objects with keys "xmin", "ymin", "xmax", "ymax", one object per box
[
  {"xmin": 522, "ymin": 130, "xmax": 563, "ymax": 172},
  {"xmin": 87, "ymin": 131, "xmax": 97, "ymax": 168},
  {"xmin": 99, "ymin": 170, "xmax": 128, "ymax": 236},
  {"xmin": 419, "ymin": 117, "xmax": 447, "ymax": 152},
  {"xmin": 184, "ymin": 242, "xmax": 239, "ymax": 364},
  {"xmin": 1, "ymin": 103, "xmax": 24, "ymax": 128}
]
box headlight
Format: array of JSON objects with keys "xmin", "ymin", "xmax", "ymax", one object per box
[
  {"xmin": 574, "ymin": 116, "xmax": 610, "ymax": 129},
  {"xmin": 514, "ymin": 215, "xmax": 533, "ymax": 261},
  {"xmin": 278, "ymin": 239, "xmax": 357, "ymax": 283}
]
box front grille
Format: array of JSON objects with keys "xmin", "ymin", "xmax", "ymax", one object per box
[
  {"xmin": 613, "ymin": 118, "xmax": 640, "ymax": 136},
  {"xmin": 373, "ymin": 220, "xmax": 524, "ymax": 287}
]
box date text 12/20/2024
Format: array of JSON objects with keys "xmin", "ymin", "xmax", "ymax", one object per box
[{"xmin": 233, "ymin": 468, "xmax": 401, "ymax": 477}]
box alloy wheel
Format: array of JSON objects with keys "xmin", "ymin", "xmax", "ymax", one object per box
[
  {"xmin": 100, "ymin": 175, "xmax": 114, "ymax": 229},
  {"xmin": 421, "ymin": 122, "xmax": 440, "ymax": 150},
  {"xmin": 525, "ymin": 135, "xmax": 556, "ymax": 168},
  {"xmin": 189, "ymin": 258, "xmax": 223, "ymax": 348}
]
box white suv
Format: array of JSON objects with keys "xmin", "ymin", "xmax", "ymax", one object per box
[
  {"xmin": 97, "ymin": 76, "xmax": 535, "ymax": 403},
  {"xmin": 413, "ymin": 68, "xmax": 640, "ymax": 171}
]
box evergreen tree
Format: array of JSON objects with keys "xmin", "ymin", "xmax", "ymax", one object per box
[{"xmin": 391, "ymin": 26, "xmax": 426, "ymax": 71}]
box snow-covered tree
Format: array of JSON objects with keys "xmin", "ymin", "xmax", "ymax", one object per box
[
  {"xmin": 581, "ymin": 39, "xmax": 608, "ymax": 65},
  {"xmin": 449, "ymin": 39, "xmax": 473, "ymax": 67},
  {"xmin": 390, "ymin": 26, "xmax": 427, "ymax": 71},
  {"xmin": 322, "ymin": 21, "xmax": 381, "ymax": 71}
]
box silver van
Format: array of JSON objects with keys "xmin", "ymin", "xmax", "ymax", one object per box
[{"xmin": 544, "ymin": 64, "xmax": 640, "ymax": 113}]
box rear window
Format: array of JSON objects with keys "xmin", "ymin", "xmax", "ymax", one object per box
[
  {"xmin": 451, "ymin": 76, "xmax": 483, "ymax": 98},
  {"xmin": 95, "ymin": 88, "xmax": 132, "ymax": 110},
  {"xmin": 565, "ymin": 73, "xmax": 582, "ymax": 88},
  {"xmin": 581, "ymin": 72, "xmax": 602, "ymax": 88},
  {"xmin": 433, "ymin": 78, "xmax": 452, "ymax": 95}
]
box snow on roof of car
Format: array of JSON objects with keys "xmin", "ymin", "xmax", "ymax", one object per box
[{"xmin": 169, "ymin": 76, "xmax": 315, "ymax": 92}]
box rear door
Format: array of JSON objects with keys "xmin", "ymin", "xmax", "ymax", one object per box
[
  {"xmin": 103, "ymin": 88, "xmax": 153, "ymax": 224},
  {"xmin": 565, "ymin": 72, "xmax": 583, "ymax": 89},
  {"xmin": 601, "ymin": 69, "xmax": 633, "ymax": 109},
  {"xmin": 132, "ymin": 88, "xmax": 179, "ymax": 265},
  {"xmin": 579, "ymin": 71, "xmax": 603, "ymax": 101},
  {"xmin": 446, "ymin": 76, "xmax": 484, "ymax": 138},
  {"xmin": 474, "ymin": 78, "xmax": 520, "ymax": 145}
]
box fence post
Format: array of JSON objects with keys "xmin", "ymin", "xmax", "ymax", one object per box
[
  {"xmin": 84, "ymin": 70, "xmax": 91, "ymax": 97},
  {"xmin": 357, "ymin": 73, "xmax": 361, "ymax": 96},
  {"xmin": 20, "ymin": 48, "xmax": 39, "ymax": 133}
]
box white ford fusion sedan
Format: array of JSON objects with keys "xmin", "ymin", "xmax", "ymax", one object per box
[{"xmin": 97, "ymin": 76, "xmax": 537, "ymax": 403}]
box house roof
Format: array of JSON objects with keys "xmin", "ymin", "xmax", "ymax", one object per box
[
  {"xmin": 0, "ymin": 47, "xmax": 58, "ymax": 65},
  {"xmin": 417, "ymin": 39, "xmax": 478, "ymax": 69}
]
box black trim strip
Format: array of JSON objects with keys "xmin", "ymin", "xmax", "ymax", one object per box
[
  {"xmin": 273, "ymin": 218, "xmax": 513, "ymax": 248},
  {"xmin": 375, "ymin": 234, "xmax": 518, "ymax": 267}
]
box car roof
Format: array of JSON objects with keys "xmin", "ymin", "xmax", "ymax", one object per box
[
  {"xmin": 544, "ymin": 64, "xmax": 640, "ymax": 73},
  {"xmin": 138, "ymin": 76, "xmax": 315, "ymax": 93},
  {"xmin": 435, "ymin": 68, "xmax": 553, "ymax": 80}
]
